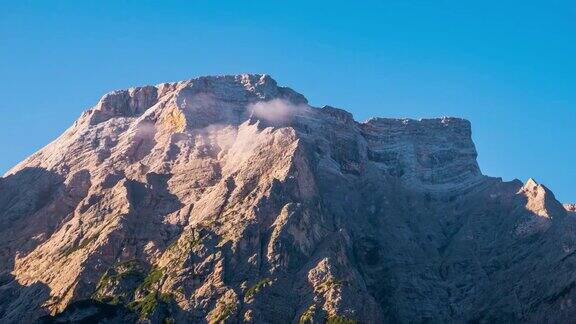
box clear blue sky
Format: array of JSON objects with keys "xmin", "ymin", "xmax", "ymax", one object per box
[{"xmin": 1, "ymin": 1, "xmax": 574, "ymax": 202}]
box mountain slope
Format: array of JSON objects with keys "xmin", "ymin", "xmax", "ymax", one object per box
[{"xmin": 0, "ymin": 74, "xmax": 574, "ymax": 323}]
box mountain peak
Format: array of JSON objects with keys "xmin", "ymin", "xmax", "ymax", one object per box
[
  {"xmin": 80, "ymin": 74, "xmax": 307, "ymax": 127},
  {"xmin": 525, "ymin": 177, "xmax": 539, "ymax": 188},
  {"xmin": 519, "ymin": 177, "xmax": 566, "ymax": 219},
  {"xmin": 1, "ymin": 75, "xmax": 573, "ymax": 323}
]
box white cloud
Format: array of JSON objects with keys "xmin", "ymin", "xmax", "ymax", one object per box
[{"xmin": 248, "ymin": 99, "xmax": 307, "ymax": 124}]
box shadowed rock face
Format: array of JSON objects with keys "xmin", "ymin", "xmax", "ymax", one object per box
[{"xmin": 0, "ymin": 74, "xmax": 574, "ymax": 323}]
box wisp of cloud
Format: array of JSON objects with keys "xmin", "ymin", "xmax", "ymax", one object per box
[{"xmin": 248, "ymin": 99, "xmax": 307, "ymax": 124}]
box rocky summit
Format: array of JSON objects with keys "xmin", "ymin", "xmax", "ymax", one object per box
[{"xmin": 0, "ymin": 74, "xmax": 574, "ymax": 323}]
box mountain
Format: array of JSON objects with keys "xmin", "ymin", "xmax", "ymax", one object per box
[{"xmin": 0, "ymin": 74, "xmax": 574, "ymax": 323}]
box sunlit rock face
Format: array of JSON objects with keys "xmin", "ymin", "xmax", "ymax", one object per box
[{"xmin": 0, "ymin": 74, "xmax": 574, "ymax": 323}]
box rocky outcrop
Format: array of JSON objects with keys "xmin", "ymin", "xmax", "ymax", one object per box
[
  {"xmin": 0, "ymin": 74, "xmax": 573, "ymax": 323},
  {"xmin": 361, "ymin": 117, "xmax": 483, "ymax": 193}
]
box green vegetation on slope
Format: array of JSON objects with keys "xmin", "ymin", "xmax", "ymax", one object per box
[{"xmin": 244, "ymin": 278, "xmax": 273, "ymax": 300}]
